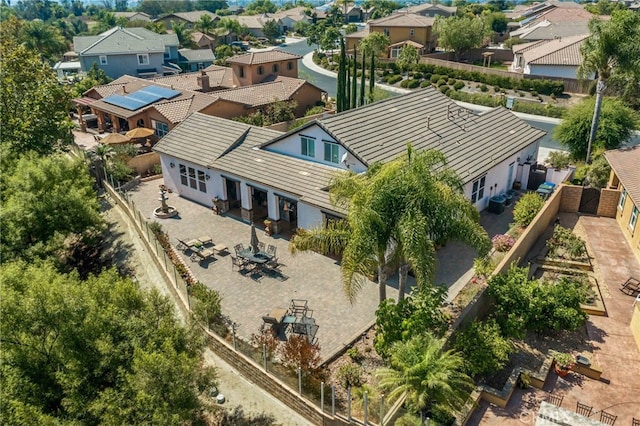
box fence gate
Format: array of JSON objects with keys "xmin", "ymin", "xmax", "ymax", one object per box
[{"xmin": 579, "ymin": 187, "xmax": 600, "ymax": 214}]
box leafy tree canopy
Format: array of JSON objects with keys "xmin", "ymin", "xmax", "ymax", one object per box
[
  {"xmin": 396, "ymin": 44, "xmax": 420, "ymax": 74},
  {"xmin": 0, "ymin": 31, "xmax": 74, "ymax": 156},
  {"xmin": 243, "ymin": 0, "xmax": 277, "ymax": 14},
  {"xmin": 0, "ymin": 154, "xmax": 104, "ymax": 266},
  {"xmin": 262, "ymin": 19, "xmax": 281, "ymax": 40},
  {"xmin": 0, "ymin": 261, "xmax": 216, "ymax": 425},
  {"xmin": 434, "ymin": 15, "xmax": 490, "ymax": 61},
  {"xmin": 553, "ymin": 97, "xmax": 639, "ymax": 160}
]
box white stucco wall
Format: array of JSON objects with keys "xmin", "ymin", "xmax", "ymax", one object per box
[
  {"xmin": 160, "ymin": 156, "xmax": 218, "ymax": 206},
  {"xmin": 264, "ymin": 125, "xmax": 367, "ymax": 173},
  {"xmin": 526, "ymin": 64, "xmax": 579, "ymax": 79},
  {"xmin": 297, "ymin": 202, "xmax": 324, "ymax": 229}
]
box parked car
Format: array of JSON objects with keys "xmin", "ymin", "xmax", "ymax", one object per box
[
  {"xmin": 230, "ymin": 41, "xmax": 248, "ymax": 51},
  {"xmin": 256, "ymin": 37, "xmax": 269, "ymax": 44}
]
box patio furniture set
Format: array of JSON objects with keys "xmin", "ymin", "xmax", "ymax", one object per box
[
  {"xmin": 537, "ymin": 400, "xmax": 619, "ymax": 426},
  {"xmin": 176, "ymin": 236, "xmax": 228, "ymax": 264},
  {"xmin": 232, "ymin": 242, "xmax": 279, "ymax": 273},
  {"xmin": 261, "ymin": 299, "xmax": 318, "ymax": 343}
]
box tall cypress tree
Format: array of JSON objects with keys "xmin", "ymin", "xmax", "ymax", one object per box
[
  {"xmin": 346, "ymin": 55, "xmax": 351, "ymax": 111},
  {"xmin": 369, "ymin": 52, "xmax": 375, "ymax": 101},
  {"xmin": 360, "ymin": 50, "xmax": 366, "ymax": 107},
  {"xmin": 351, "ymin": 48, "xmax": 357, "ymax": 109},
  {"xmin": 337, "ymin": 37, "xmax": 346, "ymax": 112}
]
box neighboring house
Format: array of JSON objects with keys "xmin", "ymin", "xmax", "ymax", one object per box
[
  {"xmin": 344, "ymin": 5, "xmax": 365, "ymax": 22},
  {"xmin": 154, "ymin": 65, "xmax": 237, "ymax": 92},
  {"xmin": 510, "ymin": 20, "xmax": 590, "ymax": 41},
  {"xmin": 604, "ymin": 146, "xmax": 640, "ymax": 261},
  {"xmin": 269, "ymin": 7, "xmax": 313, "ymax": 32},
  {"xmin": 227, "ymin": 5, "xmax": 245, "ymax": 15},
  {"xmin": 508, "ymin": 5, "xmax": 606, "ymax": 35},
  {"xmin": 73, "ymin": 27, "xmax": 180, "ymax": 79},
  {"xmin": 153, "ymin": 87, "xmax": 545, "ymax": 231},
  {"xmin": 510, "ymin": 35, "xmax": 589, "ymax": 79},
  {"xmin": 225, "ymin": 50, "xmax": 302, "ymax": 85},
  {"xmin": 229, "ymin": 14, "xmax": 271, "ymax": 37},
  {"xmin": 158, "ymin": 11, "xmax": 220, "ymax": 29},
  {"xmin": 396, "ymin": 3, "xmax": 457, "ymax": 17},
  {"xmin": 178, "ymin": 48, "xmax": 215, "ymax": 72},
  {"xmin": 113, "ymin": 11, "xmax": 151, "ymax": 21},
  {"xmin": 346, "ymin": 13, "xmax": 436, "ymax": 55},
  {"xmin": 191, "ymin": 31, "xmax": 216, "ymax": 50}
]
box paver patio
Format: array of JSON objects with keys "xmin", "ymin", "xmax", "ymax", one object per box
[{"xmin": 468, "ymin": 214, "xmax": 640, "ymax": 425}]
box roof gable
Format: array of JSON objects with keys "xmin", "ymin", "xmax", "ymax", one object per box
[
  {"xmin": 226, "ymin": 49, "xmax": 302, "ymax": 65},
  {"xmin": 518, "ymin": 34, "xmax": 588, "ymax": 65},
  {"xmin": 605, "ymin": 146, "xmax": 640, "ymax": 205},
  {"xmin": 369, "ymin": 13, "xmax": 435, "ymax": 27}
]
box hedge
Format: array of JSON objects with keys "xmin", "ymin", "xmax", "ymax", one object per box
[
  {"xmin": 415, "ymin": 63, "xmax": 564, "ymax": 95},
  {"xmin": 385, "ymin": 74, "xmax": 403, "ymax": 84}
]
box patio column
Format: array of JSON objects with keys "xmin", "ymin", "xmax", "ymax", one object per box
[
  {"xmin": 97, "ymin": 110, "xmax": 106, "ymax": 132},
  {"xmin": 111, "ymin": 114, "xmax": 121, "ymax": 133},
  {"xmin": 240, "ymin": 183, "xmax": 254, "ymax": 223},
  {"xmin": 76, "ymin": 105, "xmax": 86, "ymax": 132}
]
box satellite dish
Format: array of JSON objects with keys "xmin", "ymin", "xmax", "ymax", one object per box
[{"xmin": 341, "ymin": 152, "xmax": 349, "ymax": 164}]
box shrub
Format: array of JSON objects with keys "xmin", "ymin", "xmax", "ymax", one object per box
[
  {"xmin": 189, "ymin": 282, "xmax": 223, "ymax": 328},
  {"xmin": 151, "ymin": 163, "xmax": 162, "ymax": 175},
  {"xmin": 492, "ymin": 234, "xmax": 516, "ymax": 252},
  {"xmin": 530, "ymin": 90, "xmax": 538, "ymax": 97},
  {"xmin": 336, "ymin": 363, "xmax": 362, "ymax": 388},
  {"xmin": 430, "ymin": 74, "xmax": 441, "ymax": 84},
  {"xmin": 420, "ymin": 80, "xmax": 431, "ymax": 88},
  {"xmin": 453, "ymin": 81, "xmax": 465, "ymax": 91},
  {"xmin": 513, "ymin": 192, "xmax": 545, "ymax": 227},
  {"xmin": 479, "ymin": 84, "xmax": 488, "ymax": 92},
  {"xmin": 413, "ymin": 72, "xmax": 423, "ymax": 79},
  {"xmin": 546, "ymin": 150, "xmax": 572, "ymax": 169},
  {"xmin": 439, "ymin": 85, "xmax": 450, "ymax": 95},
  {"xmin": 547, "ymin": 226, "xmax": 586, "ymax": 259},
  {"xmin": 493, "ymin": 86, "xmax": 501, "ymax": 92},
  {"xmin": 447, "ymin": 78, "xmax": 456, "ymax": 85},
  {"xmin": 346, "ymin": 346, "xmax": 362, "ymax": 361},
  {"xmin": 250, "ymin": 329, "xmax": 280, "ymax": 358},
  {"xmin": 406, "ymin": 79, "xmax": 420, "ymax": 89},
  {"xmin": 386, "ymin": 74, "xmax": 403, "ymax": 84},
  {"xmin": 454, "ymin": 319, "xmax": 513, "ymax": 377},
  {"xmin": 436, "ymin": 78, "xmax": 447, "ymax": 87},
  {"xmin": 473, "ymin": 256, "xmax": 495, "ymax": 279},
  {"xmin": 279, "ymin": 334, "xmax": 321, "ymax": 374}
]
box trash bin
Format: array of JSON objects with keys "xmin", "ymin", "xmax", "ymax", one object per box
[
  {"xmin": 488, "ymin": 195, "xmax": 506, "ymax": 214},
  {"xmin": 505, "ymin": 193, "xmax": 513, "ymax": 206}
]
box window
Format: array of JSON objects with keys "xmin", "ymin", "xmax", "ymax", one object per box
[
  {"xmin": 239, "ymin": 66, "xmax": 245, "ymax": 78},
  {"xmin": 153, "ymin": 120, "xmax": 169, "ymax": 137},
  {"xmin": 197, "ymin": 62, "xmax": 204, "ymax": 70},
  {"xmin": 99, "ymin": 55, "xmax": 108, "ymax": 65},
  {"xmin": 272, "ymin": 64, "xmax": 279, "ymax": 73},
  {"xmin": 630, "ymin": 205, "xmax": 638, "ymax": 231},
  {"xmin": 324, "ymin": 141, "xmax": 339, "ymax": 164},
  {"xmin": 137, "ymin": 53, "xmax": 149, "ymax": 65},
  {"xmin": 619, "ymin": 188, "xmax": 627, "ymax": 210},
  {"xmin": 164, "ymin": 48, "xmax": 171, "ymax": 59},
  {"xmin": 301, "ymin": 136, "xmax": 315, "ymax": 157},
  {"xmin": 471, "ymin": 175, "xmax": 486, "ymax": 203},
  {"xmin": 287, "ymin": 61, "xmax": 294, "ymax": 70},
  {"xmin": 383, "ymin": 28, "xmax": 389, "ymax": 36},
  {"xmin": 390, "ymin": 47, "xmax": 401, "ymax": 58},
  {"xmin": 257, "ymin": 66, "xmax": 264, "ymax": 75},
  {"xmin": 410, "ymin": 28, "xmax": 415, "ymax": 36},
  {"xmin": 179, "ymin": 164, "xmax": 208, "ymax": 193}
]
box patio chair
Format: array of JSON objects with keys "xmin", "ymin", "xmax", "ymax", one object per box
[
  {"xmin": 265, "ymin": 257, "xmax": 279, "ymax": 271},
  {"xmin": 194, "ymin": 249, "xmax": 214, "ymax": 264},
  {"xmin": 231, "ymin": 256, "xmax": 246, "ymax": 271},
  {"xmin": 632, "ymin": 418, "xmax": 640, "ymax": 426},
  {"xmin": 289, "ymin": 299, "xmax": 308, "ymax": 317},
  {"xmin": 620, "ymin": 277, "xmax": 640, "ymax": 296},
  {"xmin": 234, "ymin": 243, "xmax": 244, "ymax": 255},
  {"xmin": 176, "ymin": 239, "xmax": 188, "ymax": 251},
  {"xmin": 599, "ymin": 411, "xmax": 617, "ymax": 426},
  {"xmin": 546, "ymin": 393, "xmax": 563, "ymax": 407},
  {"xmin": 258, "ymin": 241, "xmax": 265, "ymax": 252},
  {"xmin": 266, "ymin": 244, "xmax": 277, "ymax": 258},
  {"xmin": 575, "ymin": 402, "xmax": 593, "ymax": 417}
]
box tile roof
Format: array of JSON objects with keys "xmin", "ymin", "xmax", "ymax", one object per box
[
  {"xmin": 272, "ymin": 87, "xmax": 546, "ymax": 184},
  {"xmin": 397, "ymin": 3, "xmax": 457, "ymax": 14},
  {"xmin": 369, "ymin": 13, "xmax": 435, "ymax": 28},
  {"xmin": 152, "ymin": 67, "xmax": 237, "ymax": 91},
  {"xmin": 164, "ymin": 11, "xmax": 218, "ymax": 23},
  {"xmin": 516, "ymin": 34, "xmax": 588, "ymax": 66},
  {"xmin": 346, "ymin": 27, "xmax": 370, "ymax": 39},
  {"xmin": 178, "ymin": 48, "xmax": 215, "ymax": 62},
  {"xmin": 604, "ymin": 146, "xmax": 640, "ymax": 205},
  {"xmin": 229, "ymin": 14, "xmax": 268, "ymax": 30},
  {"xmin": 212, "ymin": 76, "xmax": 311, "ymax": 107},
  {"xmin": 113, "ymin": 12, "xmax": 150, "ymax": 20},
  {"xmin": 73, "ymin": 27, "xmax": 178, "ymax": 55},
  {"xmin": 511, "ymin": 20, "xmax": 589, "ymax": 40},
  {"xmin": 153, "ymin": 113, "xmax": 338, "ymax": 211},
  {"xmin": 226, "ymin": 49, "xmax": 302, "ymax": 65}
]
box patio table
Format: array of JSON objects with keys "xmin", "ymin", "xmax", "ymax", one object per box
[{"xmin": 238, "ymin": 248, "xmax": 271, "ymax": 265}]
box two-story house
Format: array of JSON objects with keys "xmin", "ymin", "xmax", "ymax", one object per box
[
  {"xmin": 225, "ymin": 50, "xmax": 301, "ymax": 86},
  {"xmin": 158, "ymin": 10, "xmax": 220, "ymax": 29},
  {"xmin": 153, "ymin": 87, "xmax": 545, "ymax": 233},
  {"xmin": 73, "ymin": 27, "xmax": 180, "ymax": 79},
  {"xmin": 346, "ymin": 13, "xmax": 436, "ymax": 56}
]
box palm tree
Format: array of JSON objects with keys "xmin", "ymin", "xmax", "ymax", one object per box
[
  {"xmin": 216, "ymin": 17, "xmax": 245, "ymax": 43},
  {"xmin": 376, "ymin": 334, "xmax": 474, "ymax": 420},
  {"xmin": 144, "ymin": 21, "xmax": 167, "ymax": 34},
  {"xmin": 21, "ymin": 20, "xmax": 67, "ymax": 61},
  {"xmin": 194, "ymin": 14, "xmax": 215, "ymax": 36},
  {"xmin": 578, "ymin": 11, "xmax": 640, "ymax": 163},
  {"xmin": 173, "ymin": 22, "xmax": 195, "ymax": 49}
]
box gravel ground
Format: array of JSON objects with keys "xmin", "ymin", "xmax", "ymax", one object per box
[{"xmin": 102, "ymin": 196, "xmax": 311, "ymax": 425}]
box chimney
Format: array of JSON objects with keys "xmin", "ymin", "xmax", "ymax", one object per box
[{"xmin": 197, "ymin": 70, "xmax": 210, "ymax": 93}]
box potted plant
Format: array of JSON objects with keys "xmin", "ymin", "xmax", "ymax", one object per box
[
  {"xmin": 553, "ymin": 352, "xmax": 575, "ymax": 377},
  {"xmin": 264, "ymin": 219, "xmax": 272, "ymax": 236}
]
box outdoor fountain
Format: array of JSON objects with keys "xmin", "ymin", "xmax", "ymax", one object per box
[{"xmin": 153, "ymin": 185, "xmax": 178, "ymax": 218}]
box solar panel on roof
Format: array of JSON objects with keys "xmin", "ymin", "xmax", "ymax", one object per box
[
  {"xmin": 128, "ymin": 91, "xmax": 163, "ymax": 104},
  {"xmin": 141, "ymin": 85, "xmax": 181, "ymax": 100},
  {"xmin": 102, "ymin": 94, "xmax": 148, "ymax": 111}
]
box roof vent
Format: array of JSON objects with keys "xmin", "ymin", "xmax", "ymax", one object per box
[
  {"xmin": 298, "ymin": 171, "xmax": 310, "ymax": 176},
  {"xmin": 509, "ymin": 129, "xmax": 516, "ymax": 135},
  {"xmin": 254, "ymin": 158, "xmax": 263, "ymax": 162}
]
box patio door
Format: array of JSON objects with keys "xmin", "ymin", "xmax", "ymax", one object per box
[
  {"xmin": 507, "ymin": 162, "xmax": 515, "ymax": 192},
  {"xmin": 225, "ymin": 178, "xmax": 241, "ymax": 209},
  {"xmin": 278, "ymin": 197, "xmax": 297, "ymax": 230}
]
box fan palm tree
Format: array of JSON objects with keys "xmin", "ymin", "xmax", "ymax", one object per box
[
  {"xmin": 172, "ymin": 22, "xmax": 196, "ymax": 49},
  {"xmin": 194, "ymin": 14, "xmax": 215, "ymax": 36},
  {"xmin": 376, "ymin": 334, "xmax": 474, "ymax": 420},
  {"xmin": 578, "ymin": 11, "xmax": 640, "ymax": 163},
  {"xmin": 21, "ymin": 20, "xmax": 67, "ymax": 61}
]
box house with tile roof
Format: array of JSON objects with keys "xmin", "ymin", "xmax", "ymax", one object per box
[
  {"xmin": 346, "ymin": 13, "xmax": 436, "ymax": 56},
  {"xmin": 510, "ymin": 34, "xmax": 589, "ymax": 78},
  {"xmin": 510, "ymin": 20, "xmax": 590, "ymax": 42},
  {"xmin": 157, "ymin": 11, "xmax": 220, "ymax": 29},
  {"xmin": 73, "ymin": 27, "xmax": 181, "ymax": 79},
  {"xmin": 153, "ymin": 87, "xmax": 545, "ymax": 231},
  {"xmin": 114, "ymin": 11, "xmax": 151, "ymax": 21},
  {"xmin": 225, "ymin": 50, "xmax": 302, "ymax": 85},
  {"xmin": 604, "ymin": 146, "xmax": 640, "ymax": 261},
  {"xmin": 396, "ymin": 3, "xmax": 457, "ymax": 17},
  {"xmin": 177, "ymin": 48, "xmax": 215, "ymax": 72}
]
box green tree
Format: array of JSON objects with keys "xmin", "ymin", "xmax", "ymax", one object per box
[
  {"xmin": 0, "ymin": 154, "xmax": 104, "ymax": 265},
  {"xmin": 395, "ymin": 44, "xmax": 420, "ymax": 75},
  {"xmin": 434, "ymin": 15, "xmax": 489, "ymax": 61},
  {"xmin": 351, "ymin": 48, "xmax": 358, "ymax": 109},
  {"xmin": 359, "ymin": 31, "xmax": 390, "ymax": 99},
  {"xmin": 215, "ymin": 44, "xmax": 234, "ymax": 64},
  {"xmin": 71, "ymin": 62, "xmax": 113, "ymax": 98},
  {"xmin": 376, "ymin": 334, "xmax": 474, "ymax": 420},
  {"xmin": 512, "ymin": 192, "xmax": 545, "ymax": 227},
  {"xmin": 337, "ymin": 36, "xmax": 347, "ymax": 112},
  {"xmin": 0, "ymin": 262, "xmax": 216, "ymax": 424},
  {"xmin": 217, "ymin": 16, "xmax": 245, "ymax": 39},
  {"xmin": 244, "ymin": 0, "xmax": 277, "ymax": 14},
  {"xmin": 196, "ymin": 0, "xmax": 229, "ymax": 12},
  {"xmin": 173, "ymin": 21, "xmax": 196, "ymax": 48},
  {"xmin": 21, "ymin": 19, "xmax": 68, "ymax": 62},
  {"xmin": 453, "ymin": 319, "xmax": 512, "ymax": 377},
  {"xmin": 0, "ymin": 35, "xmax": 73, "ymax": 156},
  {"xmin": 194, "ymin": 13, "xmax": 215, "ymax": 35},
  {"xmin": 584, "ymin": 155, "xmax": 611, "ymax": 189},
  {"xmin": 145, "ymin": 20, "xmax": 167, "ymax": 34},
  {"xmin": 262, "ymin": 19, "xmax": 281, "ymax": 41},
  {"xmin": 482, "ymin": 10, "xmax": 508, "ymax": 34},
  {"xmin": 294, "ymin": 19, "xmax": 311, "ymax": 36},
  {"xmin": 578, "ymin": 11, "xmax": 640, "ymax": 163},
  {"xmin": 553, "ymin": 97, "xmax": 639, "ymax": 161},
  {"xmin": 320, "ymin": 25, "xmax": 341, "ymax": 52}
]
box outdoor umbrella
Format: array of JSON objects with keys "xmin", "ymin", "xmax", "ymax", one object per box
[
  {"xmin": 250, "ymin": 223, "xmax": 260, "ymax": 254},
  {"xmin": 100, "ymin": 132, "xmax": 131, "ymax": 145},
  {"xmin": 125, "ymin": 127, "xmax": 154, "ymax": 139}
]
